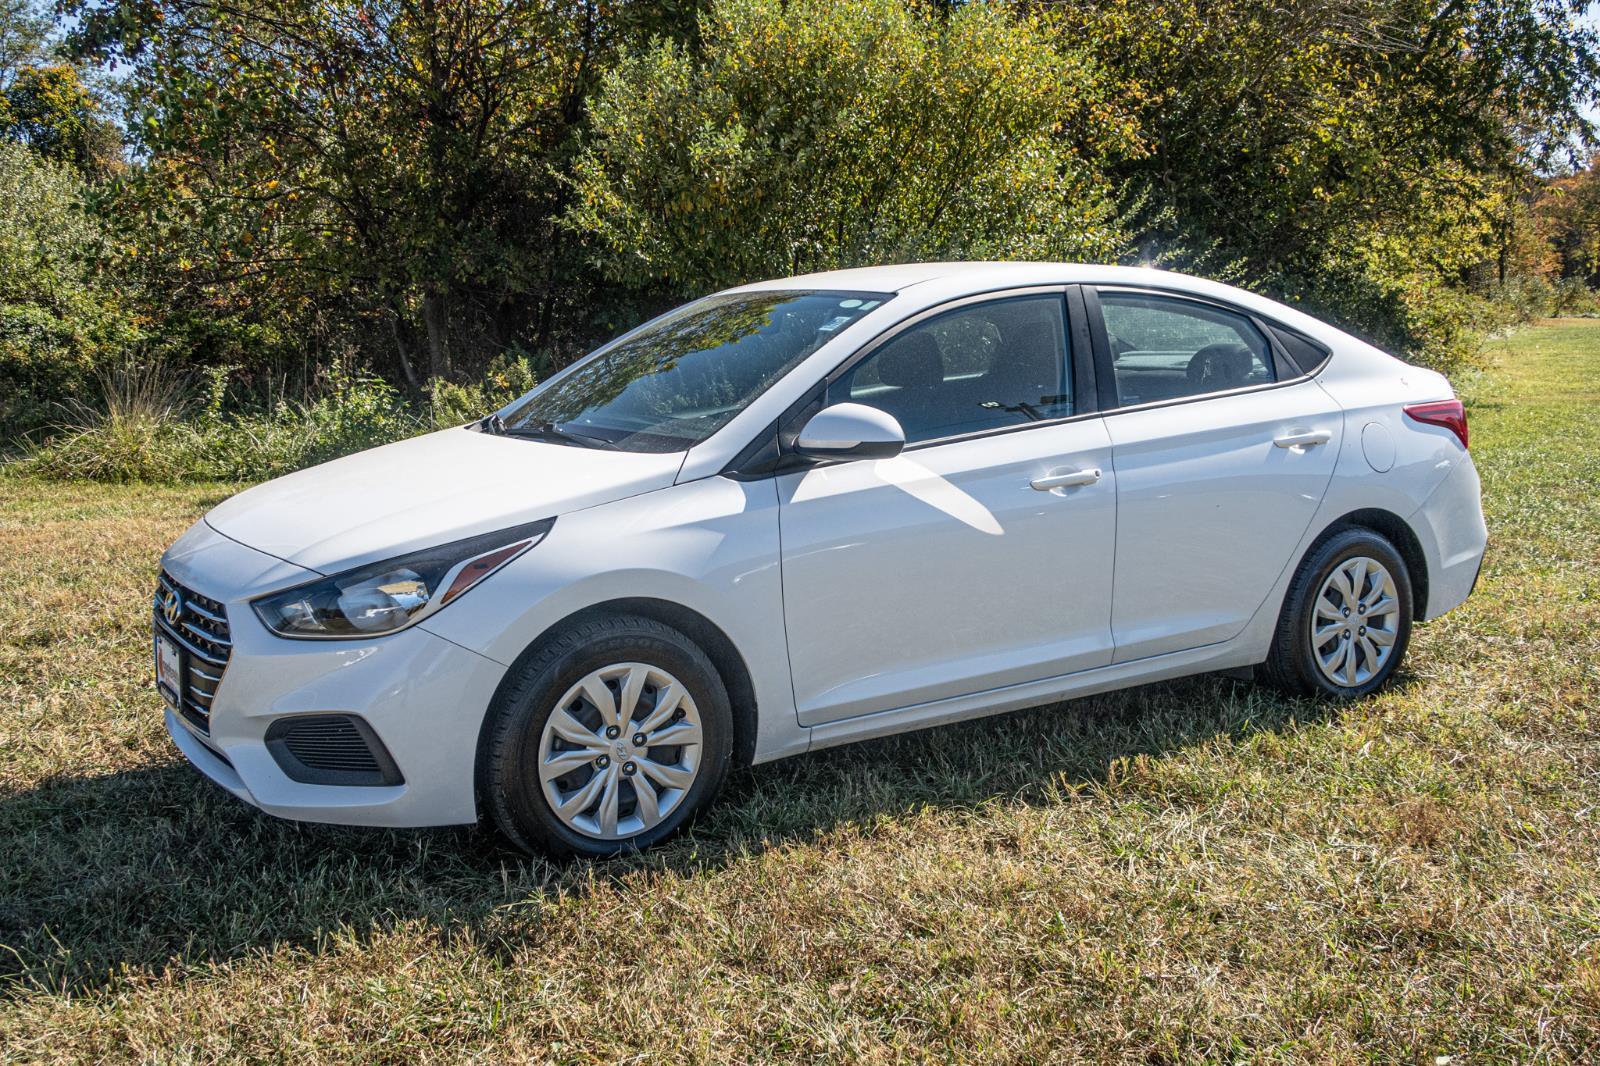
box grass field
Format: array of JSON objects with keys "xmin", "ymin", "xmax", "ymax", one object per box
[{"xmin": 2, "ymin": 320, "xmax": 1597, "ymax": 1062}]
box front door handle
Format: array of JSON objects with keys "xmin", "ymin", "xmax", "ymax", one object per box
[
  {"xmin": 1274, "ymin": 430, "xmax": 1332, "ymax": 449},
  {"xmin": 1031, "ymin": 468, "xmax": 1102, "ymax": 491}
]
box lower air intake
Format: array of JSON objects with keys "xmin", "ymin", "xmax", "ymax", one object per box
[{"xmin": 264, "ymin": 715, "xmax": 403, "ymax": 787}]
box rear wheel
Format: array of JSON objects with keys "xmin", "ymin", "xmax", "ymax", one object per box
[
  {"xmin": 1265, "ymin": 528, "xmax": 1413, "ymax": 698},
  {"xmin": 482, "ymin": 615, "xmax": 732, "ymax": 857}
]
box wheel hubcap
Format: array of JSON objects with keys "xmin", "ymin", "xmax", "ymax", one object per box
[
  {"xmin": 1311, "ymin": 556, "xmax": 1400, "ymax": 688},
  {"xmin": 536, "ymin": 662, "xmax": 703, "ymax": 841}
]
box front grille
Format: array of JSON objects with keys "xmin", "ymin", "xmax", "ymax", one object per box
[
  {"xmin": 264, "ymin": 715, "xmax": 403, "ymax": 786},
  {"xmin": 153, "ymin": 570, "xmax": 232, "ymax": 733}
]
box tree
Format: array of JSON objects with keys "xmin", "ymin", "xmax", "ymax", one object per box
[
  {"xmin": 1, "ymin": 62, "xmax": 121, "ymax": 171},
  {"xmin": 1044, "ymin": 0, "xmax": 1600, "ymax": 367},
  {"xmin": 67, "ymin": 0, "xmax": 703, "ymax": 387},
  {"xmin": 0, "ymin": 0, "xmax": 49, "ymax": 89},
  {"xmin": 0, "ymin": 141, "xmax": 132, "ymax": 436},
  {"xmin": 1537, "ymin": 157, "xmax": 1600, "ymax": 284},
  {"xmin": 567, "ymin": 0, "xmax": 1141, "ymax": 294}
]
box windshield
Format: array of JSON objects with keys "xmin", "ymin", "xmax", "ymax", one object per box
[{"xmin": 499, "ymin": 289, "xmax": 892, "ymax": 452}]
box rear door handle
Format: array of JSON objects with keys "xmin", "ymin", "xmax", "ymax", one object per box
[
  {"xmin": 1031, "ymin": 468, "xmax": 1102, "ymax": 491},
  {"xmin": 1274, "ymin": 430, "xmax": 1332, "ymax": 449}
]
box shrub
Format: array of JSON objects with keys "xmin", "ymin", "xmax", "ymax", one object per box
[
  {"xmin": 1550, "ymin": 277, "xmax": 1599, "ymax": 317},
  {"xmin": 427, "ymin": 350, "xmax": 541, "ymax": 430},
  {"xmin": 0, "ymin": 143, "xmax": 133, "ymax": 441},
  {"xmin": 568, "ymin": 0, "xmax": 1138, "ymax": 293},
  {"xmin": 13, "ymin": 349, "xmax": 559, "ymax": 483},
  {"xmin": 176, "ymin": 368, "xmax": 422, "ymax": 480},
  {"xmin": 17, "ymin": 363, "xmax": 426, "ymax": 483},
  {"xmin": 16, "ymin": 361, "xmax": 194, "ymax": 482},
  {"xmin": 1481, "ymin": 276, "xmax": 1557, "ymax": 327}
]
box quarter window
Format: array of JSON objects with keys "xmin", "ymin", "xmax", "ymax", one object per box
[
  {"xmin": 1098, "ymin": 291, "xmax": 1274, "ymax": 406},
  {"xmin": 832, "ymin": 295, "xmax": 1072, "ymax": 444}
]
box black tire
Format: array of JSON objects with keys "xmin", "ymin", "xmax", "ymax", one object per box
[
  {"xmin": 1264, "ymin": 527, "xmax": 1414, "ymax": 698},
  {"xmin": 480, "ymin": 614, "xmax": 733, "ymax": 858}
]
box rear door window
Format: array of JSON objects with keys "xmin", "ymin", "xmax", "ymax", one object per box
[{"xmin": 1097, "ymin": 291, "xmax": 1275, "ymax": 407}]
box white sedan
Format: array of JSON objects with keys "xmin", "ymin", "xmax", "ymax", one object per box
[{"xmin": 153, "ymin": 263, "xmax": 1486, "ymax": 856}]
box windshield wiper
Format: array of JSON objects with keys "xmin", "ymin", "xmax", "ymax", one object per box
[{"xmin": 503, "ymin": 420, "xmax": 619, "ymax": 450}]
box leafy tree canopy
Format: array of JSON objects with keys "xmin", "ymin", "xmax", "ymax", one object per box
[
  {"xmin": 66, "ymin": 0, "xmax": 704, "ymax": 384},
  {"xmin": 568, "ymin": 0, "xmax": 1142, "ymax": 292},
  {"xmin": 1, "ymin": 62, "xmax": 121, "ymax": 171},
  {"xmin": 1050, "ymin": 0, "xmax": 1600, "ymax": 277},
  {"xmin": 1537, "ymin": 155, "xmax": 1600, "ymax": 282},
  {"xmin": 0, "ymin": 0, "xmax": 1580, "ymax": 426},
  {"xmin": 0, "ymin": 0, "xmax": 50, "ymax": 88},
  {"xmin": 0, "ymin": 141, "xmax": 132, "ymax": 435}
]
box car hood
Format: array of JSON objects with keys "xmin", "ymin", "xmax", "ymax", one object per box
[{"xmin": 204, "ymin": 427, "xmax": 686, "ymax": 574}]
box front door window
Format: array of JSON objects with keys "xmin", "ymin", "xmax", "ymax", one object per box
[{"xmin": 833, "ymin": 295, "xmax": 1073, "ymax": 443}]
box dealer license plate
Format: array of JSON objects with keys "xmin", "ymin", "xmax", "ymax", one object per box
[{"xmin": 155, "ymin": 631, "xmax": 182, "ymax": 707}]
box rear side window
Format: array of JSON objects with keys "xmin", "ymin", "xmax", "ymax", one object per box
[
  {"xmin": 832, "ymin": 295, "xmax": 1072, "ymax": 444},
  {"xmin": 1267, "ymin": 323, "xmax": 1330, "ymax": 375},
  {"xmin": 1098, "ymin": 291, "xmax": 1275, "ymax": 406}
]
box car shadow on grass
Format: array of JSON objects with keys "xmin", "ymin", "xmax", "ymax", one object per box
[{"xmin": 0, "ymin": 671, "xmax": 1357, "ymax": 996}]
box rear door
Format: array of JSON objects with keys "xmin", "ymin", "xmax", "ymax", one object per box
[
  {"xmin": 776, "ymin": 290, "xmax": 1118, "ymax": 725},
  {"xmin": 1087, "ymin": 287, "xmax": 1343, "ymax": 662}
]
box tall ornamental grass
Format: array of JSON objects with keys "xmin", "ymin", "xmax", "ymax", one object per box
[{"xmin": 15, "ymin": 352, "xmax": 539, "ymax": 483}]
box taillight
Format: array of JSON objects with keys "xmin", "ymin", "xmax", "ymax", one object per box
[{"xmin": 1403, "ymin": 399, "xmax": 1468, "ymax": 450}]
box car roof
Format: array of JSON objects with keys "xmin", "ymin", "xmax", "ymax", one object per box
[
  {"xmin": 727, "ymin": 261, "xmax": 1373, "ymax": 358},
  {"xmin": 729, "ymin": 261, "xmax": 1216, "ymax": 296}
]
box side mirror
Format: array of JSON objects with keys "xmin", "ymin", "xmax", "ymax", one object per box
[{"xmin": 793, "ymin": 402, "xmax": 906, "ymax": 461}]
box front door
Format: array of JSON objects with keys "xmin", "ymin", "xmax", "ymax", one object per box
[{"xmin": 776, "ymin": 292, "xmax": 1118, "ymax": 726}]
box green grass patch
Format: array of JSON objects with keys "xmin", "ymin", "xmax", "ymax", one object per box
[{"xmin": 1, "ymin": 322, "xmax": 1598, "ymax": 1061}]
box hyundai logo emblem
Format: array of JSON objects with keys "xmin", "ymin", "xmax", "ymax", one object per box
[{"xmin": 162, "ymin": 586, "xmax": 183, "ymax": 626}]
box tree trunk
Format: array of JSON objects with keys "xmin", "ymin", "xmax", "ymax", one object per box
[
  {"xmin": 535, "ymin": 285, "xmax": 556, "ymax": 350},
  {"xmin": 1497, "ymin": 216, "xmax": 1510, "ymax": 287},
  {"xmin": 422, "ymin": 289, "xmax": 450, "ymax": 380},
  {"xmin": 387, "ymin": 310, "xmax": 420, "ymax": 391}
]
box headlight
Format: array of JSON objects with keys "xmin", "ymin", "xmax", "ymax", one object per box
[{"xmin": 252, "ymin": 518, "xmax": 554, "ymax": 639}]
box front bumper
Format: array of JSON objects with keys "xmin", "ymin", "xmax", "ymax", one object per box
[{"xmin": 160, "ymin": 520, "xmax": 507, "ymax": 827}]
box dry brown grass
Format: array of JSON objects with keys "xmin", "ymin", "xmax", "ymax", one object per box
[{"xmin": 1, "ymin": 321, "xmax": 1598, "ymax": 1062}]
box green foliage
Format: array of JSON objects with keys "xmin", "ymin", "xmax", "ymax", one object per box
[
  {"xmin": 0, "ymin": 141, "xmax": 132, "ymax": 439},
  {"xmin": 1537, "ymin": 157, "xmax": 1600, "ymax": 284},
  {"xmin": 1550, "ymin": 277, "xmax": 1599, "ymax": 316},
  {"xmin": 427, "ymin": 350, "xmax": 541, "ymax": 429},
  {"xmin": 20, "ymin": 361, "xmax": 424, "ymax": 482},
  {"xmin": 1269, "ymin": 186, "xmax": 1517, "ymax": 375},
  {"xmin": 76, "ymin": 0, "xmax": 701, "ymax": 385},
  {"xmin": 17, "ymin": 350, "xmax": 552, "ymax": 482},
  {"xmin": 568, "ymin": 0, "xmax": 1138, "ymax": 293},
  {"xmin": 0, "ymin": 141, "xmax": 110, "ymax": 313},
  {"xmin": 11, "ymin": 359, "xmax": 189, "ymax": 480},
  {"xmin": 0, "ymin": 62, "xmax": 120, "ymax": 171},
  {"xmin": 1483, "ymin": 276, "xmax": 1559, "ymax": 327},
  {"xmin": 1053, "ymin": 0, "xmax": 1600, "ymax": 370},
  {"xmin": 198, "ymin": 369, "xmax": 421, "ymax": 480},
  {"xmin": 0, "ymin": 0, "xmax": 1589, "ymax": 468},
  {"xmin": 0, "ymin": 0, "xmax": 50, "ymax": 87}
]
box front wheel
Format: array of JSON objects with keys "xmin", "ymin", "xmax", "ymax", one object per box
[
  {"xmin": 481, "ymin": 615, "xmax": 733, "ymax": 857},
  {"xmin": 1264, "ymin": 528, "xmax": 1414, "ymax": 698}
]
